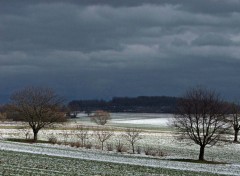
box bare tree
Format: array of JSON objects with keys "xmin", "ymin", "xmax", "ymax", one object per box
[
  {"xmin": 19, "ymin": 125, "xmax": 31, "ymax": 139},
  {"xmin": 230, "ymin": 103, "xmax": 240, "ymax": 142},
  {"xmin": 91, "ymin": 110, "xmax": 111, "ymax": 125},
  {"xmin": 173, "ymin": 87, "xmax": 230, "ymax": 161},
  {"xmin": 76, "ymin": 125, "xmax": 89, "ymax": 146},
  {"xmin": 10, "ymin": 86, "xmax": 66, "ymax": 142},
  {"xmin": 123, "ymin": 128, "xmax": 142, "ymax": 153},
  {"xmin": 61, "ymin": 129, "xmax": 70, "ymax": 144},
  {"xmin": 94, "ymin": 128, "xmax": 114, "ymax": 150}
]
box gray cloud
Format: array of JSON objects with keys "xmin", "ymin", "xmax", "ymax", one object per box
[
  {"xmin": 1, "ymin": 1, "xmax": 240, "ymax": 103},
  {"xmin": 192, "ymin": 33, "xmax": 235, "ymax": 46}
]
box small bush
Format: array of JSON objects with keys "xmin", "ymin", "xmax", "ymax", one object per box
[
  {"xmin": 48, "ymin": 136, "xmax": 57, "ymax": 144},
  {"xmin": 56, "ymin": 141, "xmax": 63, "ymax": 145},
  {"xmin": 144, "ymin": 146, "xmax": 155, "ymax": 156},
  {"xmin": 136, "ymin": 146, "xmax": 141, "ymax": 154},
  {"xmin": 144, "ymin": 146, "xmax": 165, "ymax": 157},
  {"xmin": 70, "ymin": 142, "xmax": 75, "ymax": 147},
  {"xmin": 95, "ymin": 145, "xmax": 102, "ymax": 150},
  {"xmin": 75, "ymin": 142, "xmax": 81, "ymax": 148},
  {"xmin": 68, "ymin": 142, "xmax": 82, "ymax": 148},
  {"xmin": 155, "ymin": 149, "xmax": 166, "ymax": 157},
  {"xmin": 116, "ymin": 141, "xmax": 127, "ymax": 153},
  {"xmin": 85, "ymin": 142, "xmax": 93, "ymax": 149},
  {"xmin": 106, "ymin": 143, "xmax": 113, "ymax": 151}
]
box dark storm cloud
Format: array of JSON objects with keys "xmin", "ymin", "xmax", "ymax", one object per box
[{"xmin": 1, "ymin": 0, "xmax": 240, "ymax": 103}]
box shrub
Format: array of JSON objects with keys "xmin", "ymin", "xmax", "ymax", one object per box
[
  {"xmin": 68, "ymin": 142, "xmax": 82, "ymax": 148},
  {"xmin": 85, "ymin": 142, "xmax": 93, "ymax": 149},
  {"xmin": 48, "ymin": 135, "xmax": 57, "ymax": 144},
  {"xmin": 144, "ymin": 146, "xmax": 166, "ymax": 157},
  {"xmin": 155, "ymin": 149, "xmax": 166, "ymax": 157},
  {"xmin": 75, "ymin": 142, "xmax": 81, "ymax": 148},
  {"xmin": 116, "ymin": 140, "xmax": 127, "ymax": 153},
  {"xmin": 107, "ymin": 143, "xmax": 113, "ymax": 151},
  {"xmin": 144, "ymin": 146, "xmax": 155, "ymax": 156},
  {"xmin": 136, "ymin": 146, "xmax": 141, "ymax": 154},
  {"xmin": 95, "ymin": 145, "xmax": 102, "ymax": 150},
  {"xmin": 56, "ymin": 141, "xmax": 63, "ymax": 145},
  {"xmin": 70, "ymin": 142, "xmax": 75, "ymax": 147}
]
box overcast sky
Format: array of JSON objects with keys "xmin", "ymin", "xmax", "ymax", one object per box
[{"xmin": 1, "ymin": 0, "xmax": 240, "ymax": 103}]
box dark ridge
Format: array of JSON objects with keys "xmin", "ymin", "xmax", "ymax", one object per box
[{"xmin": 68, "ymin": 96, "xmax": 180, "ymax": 113}]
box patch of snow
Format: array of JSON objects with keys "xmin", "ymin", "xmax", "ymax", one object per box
[{"xmin": 111, "ymin": 118, "xmax": 171, "ymax": 126}]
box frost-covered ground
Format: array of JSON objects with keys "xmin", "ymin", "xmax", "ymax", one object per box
[
  {"xmin": 0, "ymin": 113, "xmax": 240, "ymax": 175},
  {"xmin": 0, "ymin": 141, "xmax": 240, "ymax": 176}
]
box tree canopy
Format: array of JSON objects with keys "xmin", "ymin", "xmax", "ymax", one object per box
[
  {"xmin": 10, "ymin": 86, "xmax": 66, "ymax": 141},
  {"xmin": 173, "ymin": 87, "xmax": 230, "ymax": 160}
]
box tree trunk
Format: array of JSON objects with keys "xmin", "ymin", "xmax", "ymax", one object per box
[
  {"xmin": 199, "ymin": 145, "xmax": 205, "ymax": 161},
  {"xmin": 101, "ymin": 142, "xmax": 104, "ymax": 150},
  {"xmin": 33, "ymin": 130, "xmax": 38, "ymax": 142},
  {"xmin": 82, "ymin": 139, "xmax": 84, "ymax": 147},
  {"xmin": 234, "ymin": 129, "xmax": 239, "ymax": 142},
  {"xmin": 132, "ymin": 143, "xmax": 135, "ymax": 154}
]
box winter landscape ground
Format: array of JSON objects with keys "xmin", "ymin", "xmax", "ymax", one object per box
[{"xmin": 0, "ymin": 113, "xmax": 239, "ymax": 175}]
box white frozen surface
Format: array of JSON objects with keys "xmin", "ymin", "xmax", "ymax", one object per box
[
  {"xmin": 111, "ymin": 118, "xmax": 170, "ymax": 126},
  {"xmin": 110, "ymin": 113, "xmax": 173, "ymax": 126}
]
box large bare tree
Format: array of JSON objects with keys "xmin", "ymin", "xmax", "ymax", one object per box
[
  {"xmin": 173, "ymin": 87, "xmax": 230, "ymax": 161},
  {"xmin": 10, "ymin": 86, "xmax": 66, "ymax": 142}
]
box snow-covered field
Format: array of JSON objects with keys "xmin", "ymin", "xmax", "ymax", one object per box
[
  {"xmin": 110, "ymin": 113, "xmax": 172, "ymax": 125},
  {"xmin": 0, "ymin": 113, "xmax": 240, "ymax": 175},
  {"xmin": 110, "ymin": 117, "xmax": 170, "ymax": 126},
  {"xmin": 110, "ymin": 113, "xmax": 173, "ymax": 119},
  {"xmin": 76, "ymin": 113, "xmax": 172, "ymax": 126}
]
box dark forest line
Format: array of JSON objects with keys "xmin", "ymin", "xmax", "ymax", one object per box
[{"xmin": 68, "ymin": 96, "xmax": 180, "ymax": 113}]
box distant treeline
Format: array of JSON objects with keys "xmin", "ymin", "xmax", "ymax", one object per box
[{"xmin": 68, "ymin": 96, "xmax": 180, "ymax": 113}]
